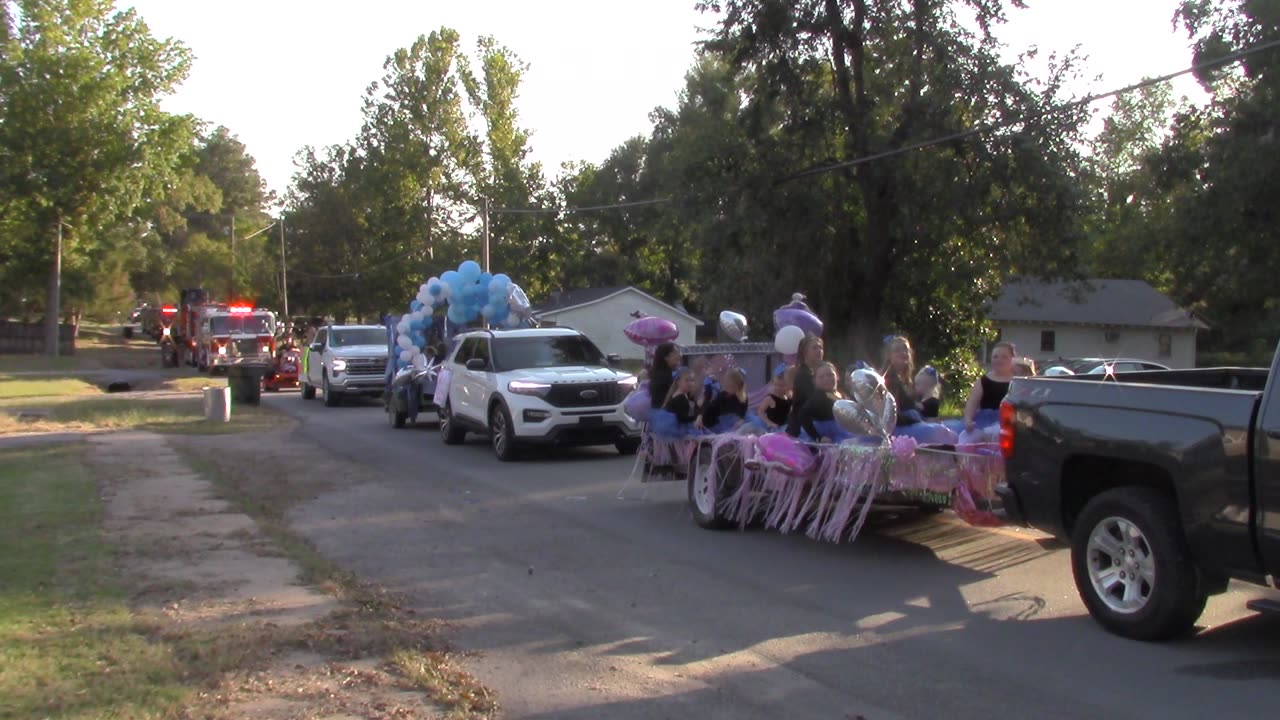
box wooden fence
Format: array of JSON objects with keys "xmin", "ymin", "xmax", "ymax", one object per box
[{"xmin": 0, "ymin": 321, "xmax": 76, "ymax": 355}]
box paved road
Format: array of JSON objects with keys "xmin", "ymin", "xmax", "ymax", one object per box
[{"xmin": 266, "ymin": 394, "xmax": 1280, "ymax": 719}]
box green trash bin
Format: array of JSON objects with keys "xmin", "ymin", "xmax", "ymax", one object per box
[{"xmin": 227, "ymin": 363, "xmax": 266, "ymax": 406}]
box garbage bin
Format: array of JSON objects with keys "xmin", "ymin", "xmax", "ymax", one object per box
[
  {"xmin": 203, "ymin": 385, "xmax": 231, "ymax": 422},
  {"xmin": 227, "ymin": 363, "xmax": 267, "ymax": 406}
]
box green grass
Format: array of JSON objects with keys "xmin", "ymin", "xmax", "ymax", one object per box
[
  {"xmin": 0, "ymin": 355, "xmax": 82, "ymax": 373},
  {"xmin": 0, "ymin": 397, "xmax": 287, "ymax": 435},
  {"xmin": 0, "ymin": 444, "xmax": 191, "ymax": 719},
  {"xmin": 0, "ymin": 375, "xmax": 101, "ymax": 400}
]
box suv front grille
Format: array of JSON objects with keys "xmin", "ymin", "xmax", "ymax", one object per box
[
  {"xmin": 545, "ymin": 382, "xmax": 623, "ymax": 408},
  {"xmin": 343, "ymin": 357, "xmax": 385, "ymax": 376}
]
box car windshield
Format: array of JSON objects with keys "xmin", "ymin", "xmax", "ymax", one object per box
[
  {"xmin": 493, "ymin": 335, "xmax": 606, "ymax": 371},
  {"xmin": 331, "ymin": 328, "xmax": 386, "ymax": 347},
  {"xmin": 209, "ymin": 313, "xmax": 275, "ymax": 335}
]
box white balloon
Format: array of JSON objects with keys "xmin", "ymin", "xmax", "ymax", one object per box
[
  {"xmin": 397, "ymin": 335, "xmax": 414, "ymax": 350},
  {"xmin": 396, "ymin": 319, "xmax": 410, "ymax": 334},
  {"xmin": 412, "ymin": 353, "xmax": 428, "ymax": 369},
  {"xmin": 774, "ymin": 325, "xmax": 805, "ymax": 355},
  {"xmin": 399, "ymin": 349, "xmax": 413, "ymax": 362}
]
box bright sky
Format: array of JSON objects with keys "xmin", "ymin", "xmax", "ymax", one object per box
[{"xmin": 124, "ymin": 0, "xmax": 1203, "ymax": 200}]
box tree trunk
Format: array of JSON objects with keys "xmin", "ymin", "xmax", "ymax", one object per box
[{"xmin": 44, "ymin": 216, "xmax": 62, "ymax": 357}]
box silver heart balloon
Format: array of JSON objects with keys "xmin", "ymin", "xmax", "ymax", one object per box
[
  {"xmin": 847, "ymin": 367, "xmax": 887, "ymax": 404},
  {"xmin": 833, "ymin": 398, "xmax": 879, "ymax": 437},
  {"xmin": 507, "ymin": 284, "xmax": 532, "ymax": 318},
  {"xmin": 877, "ymin": 391, "xmax": 898, "ymax": 437},
  {"xmin": 718, "ymin": 310, "xmax": 748, "ymax": 342}
]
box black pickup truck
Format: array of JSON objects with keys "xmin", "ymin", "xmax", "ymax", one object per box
[{"xmin": 999, "ymin": 346, "xmax": 1280, "ymax": 641}]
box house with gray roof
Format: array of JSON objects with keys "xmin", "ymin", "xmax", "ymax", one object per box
[
  {"xmin": 532, "ymin": 286, "xmax": 703, "ymax": 360},
  {"xmin": 986, "ymin": 278, "xmax": 1208, "ymax": 369}
]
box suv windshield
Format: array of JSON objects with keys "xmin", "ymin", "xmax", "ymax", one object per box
[
  {"xmin": 209, "ymin": 314, "xmax": 275, "ymax": 336},
  {"xmin": 331, "ymin": 328, "xmax": 386, "ymax": 347},
  {"xmin": 493, "ymin": 335, "xmax": 606, "ymax": 371}
]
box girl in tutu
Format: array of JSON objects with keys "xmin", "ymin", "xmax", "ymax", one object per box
[
  {"xmin": 756, "ymin": 368, "xmax": 792, "ymax": 432},
  {"xmin": 882, "ymin": 336, "xmax": 959, "ymax": 445},
  {"xmin": 914, "ymin": 365, "xmax": 942, "ymax": 419},
  {"xmin": 960, "ymin": 341, "xmax": 1015, "ymax": 444},
  {"xmin": 786, "ymin": 362, "xmax": 856, "ymax": 444},
  {"xmin": 650, "ymin": 368, "xmax": 705, "ymax": 440},
  {"xmin": 698, "ymin": 367, "xmax": 755, "ymax": 434}
]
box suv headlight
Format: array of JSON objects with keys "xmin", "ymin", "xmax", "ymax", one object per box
[
  {"xmin": 331, "ymin": 358, "xmax": 347, "ymax": 373},
  {"xmin": 617, "ymin": 375, "xmax": 638, "ymax": 392},
  {"xmin": 508, "ymin": 380, "xmax": 552, "ymax": 397}
]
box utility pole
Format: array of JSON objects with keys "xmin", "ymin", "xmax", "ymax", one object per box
[
  {"xmin": 229, "ymin": 214, "xmax": 236, "ymax": 298},
  {"xmin": 482, "ymin": 196, "xmax": 491, "ymax": 272},
  {"xmin": 279, "ymin": 217, "xmax": 289, "ymax": 320},
  {"xmin": 44, "ymin": 215, "xmax": 63, "ymax": 357}
]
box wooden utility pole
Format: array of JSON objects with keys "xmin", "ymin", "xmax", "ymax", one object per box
[
  {"xmin": 482, "ymin": 196, "xmax": 491, "ymax": 272},
  {"xmin": 44, "ymin": 215, "xmax": 63, "ymax": 357}
]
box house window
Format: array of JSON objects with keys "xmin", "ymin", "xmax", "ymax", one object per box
[
  {"xmin": 1040, "ymin": 330, "xmax": 1056, "ymax": 353},
  {"xmin": 1158, "ymin": 333, "xmax": 1172, "ymax": 358}
]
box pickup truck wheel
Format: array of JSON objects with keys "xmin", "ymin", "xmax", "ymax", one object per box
[
  {"xmin": 615, "ymin": 437, "xmax": 642, "ymax": 455},
  {"xmin": 301, "ymin": 381, "xmax": 315, "ymax": 400},
  {"xmin": 489, "ymin": 403, "xmax": 520, "ymax": 461},
  {"xmin": 322, "ymin": 374, "xmax": 340, "ymax": 407},
  {"xmin": 688, "ymin": 441, "xmax": 739, "ymax": 530},
  {"xmin": 440, "ymin": 402, "xmax": 466, "ymax": 445},
  {"xmin": 1071, "ymin": 487, "xmax": 1208, "ymax": 641}
]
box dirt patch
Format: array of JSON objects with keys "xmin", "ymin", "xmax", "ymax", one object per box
[{"xmin": 93, "ymin": 431, "xmax": 496, "ymax": 719}]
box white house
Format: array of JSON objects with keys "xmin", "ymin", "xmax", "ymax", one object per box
[
  {"xmin": 532, "ymin": 286, "xmax": 703, "ymax": 361},
  {"xmin": 986, "ymin": 278, "xmax": 1208, "ymax": 369}
]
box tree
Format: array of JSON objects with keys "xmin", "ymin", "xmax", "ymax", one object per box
[
  {"xmin": 0, "ymin": 0, "xmax": 193, "ymax": 353},
  {"xmin": 692, "ymin": 0, "xmax": 1092, "ymax": 365}
]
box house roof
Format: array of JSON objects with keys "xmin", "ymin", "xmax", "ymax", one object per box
[
  {"xmin": 988, "ymin": 278, "xmax": 1209, "ymax": 330},
  {"xmin": 533, "ymin": 286, "xmax": 703, "ymax": 325}
]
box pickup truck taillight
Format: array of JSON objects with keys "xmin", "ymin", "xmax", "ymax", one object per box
[{"xmin": 998, "ymin": 401, "xmax": 1015, "ymax": 459}]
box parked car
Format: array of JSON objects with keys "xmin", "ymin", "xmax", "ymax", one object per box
[
  {"xmin": 1038, "ymin": 357, "xmax": 1172, "ymax": 376},
  {"xmin": 301, "ymin": 324, "xmax": 389, "ymax": 407},
  {"xmin": 998, "ymin": 345, "xmax": 1280, "ymax": 641},
  {"xmin": 438, "ymin": 327, "xmax": 641, "ymax": 460}
]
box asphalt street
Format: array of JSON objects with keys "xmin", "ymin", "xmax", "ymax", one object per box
[{"xmin": 267, "ymin": 393, "xmax": 1280, "ymax": 719}]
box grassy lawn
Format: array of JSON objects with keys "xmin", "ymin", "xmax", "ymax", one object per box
[
  {"xmin": 0, "ymin": 375, "xmax": 101, "ymax": 400},
  {"xmin": 0, "ymin": 397, "xmax": 286, "ymax": 435},
  {"xmin": 0, "ymin": 444, "xmax": 191, "ymax": 719},
  {"xmin": 0, "ymin": 323, "xmax": 163, "ymax": 374}
]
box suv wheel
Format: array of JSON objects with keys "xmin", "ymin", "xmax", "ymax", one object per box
[
  {"xmin": 1071, "ymin": 487, "xmax": 1208, "ymax": 641},
  {"xmin": 440, "ymin": 401, "xmax": 466, "ymax": 445},
  {"xmin": 615, "ymin": 437, "xmax": 641, "ymax": 455},
  {"xmin": 322, "ymin": 373, "xmax": 340, "ymax": 407},
  {"xmin": 301, "ymin": 381, "xmax": 316, "ymax": 400},
  {"xmin": 489, "ymin": 402, "xmax": 519, "ymax": 461}
]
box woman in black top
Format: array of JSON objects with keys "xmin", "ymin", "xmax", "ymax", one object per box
[
  {"xmin": 647, "ymin": 342, "xmax": 681, "ymax": 409},
  {"xmin": 787, "ymin": 335, "xmax": 824, "ymax": 412},
  {"xmin": 962, "ymin": 341, "xmax": 1015, "ymax": 440},
  {"xmin": 882, "ymin": 336, "xmax": 959, "ymax": 444}
]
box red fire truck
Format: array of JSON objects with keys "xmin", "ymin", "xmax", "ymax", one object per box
[{"xmin": 195, "ymin": 304, "xmax": 277, "ymax": 373}]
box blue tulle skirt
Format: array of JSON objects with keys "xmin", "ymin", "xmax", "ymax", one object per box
[
  {"xmin": 650, "ymin": 409, "xmax": 708, "ymax": 440},
  {"xmin": 897, "ymin": 420, "xmax": 960, "ymax": 445}
]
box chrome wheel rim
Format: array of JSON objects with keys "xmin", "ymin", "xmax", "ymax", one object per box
[
  {"xmin": 440, "ymin": 405, "xmax": 451, "ymax": 436},
  {"xmin": 1086, "ymin": 516, "xmax": 1156, "ymax": 615},
  {"xmin": 492, "ymin": 410, "xmax": 507, "ymax": 455},
  {"xmin": 694, "ymin": 463, "xmax": 716, "ymax": 516}
]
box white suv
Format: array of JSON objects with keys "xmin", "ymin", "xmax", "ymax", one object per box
[{"xmin": 439, "ymin": 327, "xmax": 641, "ymax": 460}]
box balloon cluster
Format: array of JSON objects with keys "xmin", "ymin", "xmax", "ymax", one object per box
[
  {"xmin": 392, "ymin": 259, "xmax": 533, "ymax": 370},
  {"xmin": 832, "ymin": 367, "xmax": 898, "ymax": 441}
]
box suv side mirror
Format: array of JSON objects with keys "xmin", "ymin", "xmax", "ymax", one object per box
[
  {"xmin": 606, "ymin": 353, "xmax": 622, "ymax": 365},
  {"xmin": 465, "ymin": 358, "xmax": 488, "ymax": 372},
  {"xmin": 309, "ymin": 342, "xmax": 322, "ymax": 352}
]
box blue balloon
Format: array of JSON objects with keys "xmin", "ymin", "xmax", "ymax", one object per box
[
  {"xmin": 410, "ymin": 300, "xmax": 423, "ymax": 312},
  {"xmin": 428, "ymin": 283, "xmax": 443, "ymax": 297},
  {"xmin": 479, "ymin": 272, "xmax": 493, "ymax": 287},
  {"xmin": 459, "ymin": 260, "xmax": 482, "ymax": 281},
  {"xmin": 447, "ymin": 305, "xmax": 467, "ymax": 324},
  {"xmin": 441, "ymin": 270, "xmax": 460, "ymax": 284}
]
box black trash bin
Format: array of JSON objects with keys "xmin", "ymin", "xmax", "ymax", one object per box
[{"xmin": 227, "ymin": 363, "xmax": 267, "ymax": 405}]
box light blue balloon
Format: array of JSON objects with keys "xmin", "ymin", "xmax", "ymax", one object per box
[{"xmin": 459, "ymin": 260, "xmax": 482, "ymax": 281}]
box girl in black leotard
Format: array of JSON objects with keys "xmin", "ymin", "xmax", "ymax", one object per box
[
  {"xmin": 882, "ymin": 336, "xmax": 958, "ymax": 444},
  {"xmin": 756, "ymin": 371, "xmax": 792, "ymax": 431},
  {"xmin": 785, "ymin": 362, "xmax": 855, "ymax": 443},
  {"xmin": 647, "ymin": 342, "xmax": 681, "ymax": 409}
]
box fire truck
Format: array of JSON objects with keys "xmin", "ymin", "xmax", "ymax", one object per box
[{"xmin": 160, "ymin": 288, "xmax": 277, "ymax": 372}]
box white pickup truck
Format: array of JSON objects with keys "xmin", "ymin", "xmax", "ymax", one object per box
[
  {"xmin": 438, "ymin": 327, "xmax": 641, "ymax": 460},
  {"xmin": 301, "ymin": 324, "xmax": 389, "ymax": 407}
]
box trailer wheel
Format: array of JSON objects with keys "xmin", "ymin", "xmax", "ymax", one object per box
[
  {"xmin": 1071, "ymin": 487, "xmax": 1208, "ymax": 641},
  {"xmin": 688, "ymin": 442, "xmax": 740, "ymax": 530}
]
